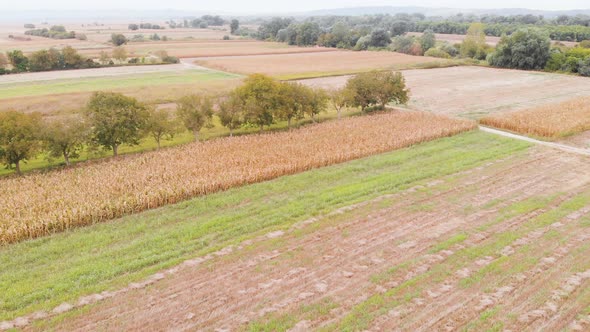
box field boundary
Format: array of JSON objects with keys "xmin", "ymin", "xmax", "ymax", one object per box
[{"xmin": 480, "ymin": 126, "xmax": 590, "ymax": 156}]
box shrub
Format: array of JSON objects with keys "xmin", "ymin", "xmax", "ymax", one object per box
[
  {"xmin": 223, "ymin": 35, "xmax": 230, "ymax": 40},
  {"xmin": 424, "ymin": 48, "xmax": 451, "ymax": 59},
  {"xmin": 579, "ymin": 40, "xmax": 590, "ymax": 48},
  {"xmin": 578, "ymin": 57, "xmax": 590, "ymax": 76}
]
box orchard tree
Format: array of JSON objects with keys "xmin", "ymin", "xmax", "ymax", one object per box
[
  {"xmin": 0, "ymin": 111, "xmax": 42, "ymax": 175},
  {"xmin": 144, "ymin": 108, "xmax": 180, "ymax": 148},
  {"xmin": 328, "ymin": 88, "xmax": 351, "ymax": 119},
  {"xmin": 276, "ymin": 82, "xmax": 305, "ymax": 128},
  {"xmin": 237, "ymin": 74, "xmax": 279, "ymax": 131},
  {"xmin": 176, "ymin": 94, "xmax": 213, "ymax": 141},
  {"xmin": 344, "ymin": 72, "xmax": 379, "ymax": 112},
  {"xmin": 218, "ymin": 91, "xmax": 245, "ymax": 136},
  {"xmin": 301, "ymin": 87, "xmax": 328, "ymax": 122},
  {"xmin": 85, "ymin": 92, "xmax": 148, "ymax": 156},
  {"xmin": 230, "ymin": 19, "xmax": 240, "ymax": 35},
  {"xmin": 374, "ymin": 72, "xmax": 410, "ymax": 108},
  {"xmin": 488, "ymin": 28, "xmax": 551, "ymax": 70},
  {"xmin": 42, "ymin": 117, "xmax": 89, "ymax": 166}
]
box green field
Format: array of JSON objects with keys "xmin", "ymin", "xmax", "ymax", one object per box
[
  {"xmin": 0, "ymin": 131, "xmax": 530, "ymax": 322},
  {"xmin": 0, "ymin": 69, "xmax": 237, "ymax": 100}
]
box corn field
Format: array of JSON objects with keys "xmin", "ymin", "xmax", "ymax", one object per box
[
  {"xmin": 0, "ymin": 111, "xmax": 475, "ymax": 244},
  {"xmin": 480, "ymin": 97, "xmax": 590, "ymax": 139}
]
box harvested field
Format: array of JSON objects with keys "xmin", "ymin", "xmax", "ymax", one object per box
[
  {"xmin": 480, "ymin": 97, "xmax": 590, "ymax": 139},
  {"xmin": 195, "ymin": 51, "xmax": 453, "ymax": 79},
  {"xmin": 11, "ymin": 135, "xmax": 590, "ymax": 331},
  {"xmin": 0, "ymin": 111, "xmax": 475, "ymax": 244},
  {"xmin": 299, "ymin": 66, "xmax": 590, "ymax": 118}
]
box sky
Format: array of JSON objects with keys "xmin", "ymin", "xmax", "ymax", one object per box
[{"xmin": 7, "ymin": 0, "xmax": 590, "ymax": 13}]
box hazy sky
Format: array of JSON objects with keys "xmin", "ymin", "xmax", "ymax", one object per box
[{"xmin": 8, "ymin": 0, "xmax": 590, "ymax": 13}]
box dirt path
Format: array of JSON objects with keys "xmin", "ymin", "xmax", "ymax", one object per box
[{"xmin": 20, "ymin": 146, "xmax": 590, "ymax": 331}]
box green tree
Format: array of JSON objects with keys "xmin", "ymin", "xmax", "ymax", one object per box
[
  {"xmin": 295, "ymin": 22, "xmax": 321, "ymax": 46},
  {"xmin": 0, "ymin": 111, "xmax": 42, "ymax": 175},
  {"xmin": 487, "ymin": 28, "xmax": 551, "ymax": 70},
  {"xmin": 328, "ymin": 88, "xmax": 351, "ymax": 119},
  {"xmin": 42, "ymin": 117, "xmax": 89, "ymax": 166},
  {"xmin": 369, "ymin": 29, "xmax": 391, "ymax": 48},
  {"xmin": 461, "ymin": 23, "xmax": 487, "ymax": 59},
  {"xmin": 420, "ymin": 30, "xmax": 436, "ymax": 54},
  {"xmin": 144, "ymin": 108, "xmax": 180, "ymax": 149},
  {"xmin": 111, "ymin": 33, "xmax": 128, "ymax": 46},
  {"xmin": 85, "ymin": 92, "xmax": 148, "ymax": 156},
  {"xmin": 62, "ymin": 46, "xmax": 84, "ymax": 68},
  {"xmin": 7, "ymin": 50, "xmax": 29, "ymax": 72},
  {"xmin": 176, "ymin": 95, "xmax": 213, "ymax": 141},
  {"xmin": 218, "ymin": 91, "xmax": 245, "ymax": 136},
  {"xmin": 373, "ymin": 72, "xmax": 410, "ymax": 108},
  {"xmin": 237, "ymin": 74, "xmax": 279, "ymax": 131},
  {"xmin": 28, "ymin": 49, "xmax": 60, "ymax": 72},
  {"xmin": 301, "ymin": 87, "xmax": 328, "ymax": 122},
  {"xmin": 344, "ymin": 72, "xmax": 379, "ymax": 112},
  {"xmin": 230, "ymin": 19, "xmax": 240, "ymax": 35},
  {"xmin": 276, "ymin": 82, "xmax": 305, "ymax": 128}
]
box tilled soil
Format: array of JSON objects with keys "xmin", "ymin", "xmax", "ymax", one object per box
[
  {"xmin": 299, "ymin": 66, "xmax": 590, "ymax": 119},
  {"xmin": 28, "ymin": 147, "xmax": 590, "ymax": 331}
]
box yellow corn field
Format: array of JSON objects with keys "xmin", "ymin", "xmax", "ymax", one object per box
[
  {"xmin": 0, "ymin": 111, "xmax": 475, "ymax": 244},
  {"xmin": 480, "ymin": 97, "xmax": 590, "ymax": 139}
]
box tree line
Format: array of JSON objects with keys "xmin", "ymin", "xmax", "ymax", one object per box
[
  {"xmin": 25, "ymin": 25, "xmax": 86, "ymax": 40},
  {"xmin": 0, "ymin": 72, "xmax": 409, "ymax": 175}
]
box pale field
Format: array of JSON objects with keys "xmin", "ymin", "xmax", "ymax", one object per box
[
  {"xmin": 195, "ymin": 50, "xmax": 454, "ymax": 79},
  {"xmin": 299, "ymin": 66, "xmax": 590, "ymax": 119}
]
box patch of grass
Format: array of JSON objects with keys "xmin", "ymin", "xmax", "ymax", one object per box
[
  {"xmin": 0, "ymin": 131, "xmax": 530, "ymax": 321},
  {"xmin": 0, "ymin": 70, "xmax": 238, "ymax": 100},
  {"xmin": 247, "ymin": 298, "xmax": 338, "ymax": 332},
  {"xmin": 428, "ymin": 233, "xmax": 468, "ymax": 254}
]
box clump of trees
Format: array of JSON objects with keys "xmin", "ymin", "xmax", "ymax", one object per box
[
  {"xmin": 460, "ymin": 23, "xmax": 492, "ymax": 60},
  {"xmin": 128, "ymin": 23, "xmax": 164, "ymax": 30},
  {"xmin": 545, "ymin": 46, "xmax": 590, "ymax": 76},
  {"xmin": 25, "ymin": 25, "xmax": 79, "ymax": 39},
  {"xmin": 487, "ymin": 28, "xmax": 551, "ymax": 70},
  {"xmin": 190, "ymin": 15, "xmax": 224, "ymax": 29}
]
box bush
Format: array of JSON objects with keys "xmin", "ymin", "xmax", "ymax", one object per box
[
  {"xmin": 579, "ymin": 57, "xmax": 590, "ymax": 76},
  {"xmin": 424, "ymin": 48, "xmax": 451, "ymax": 59},
  {"xmin": 223, "ymin": 35, "xmax": 230, "ymax": 40},
  {"xmin": 439, "ymin": 42, "xmax": 459, "ymax": 57},
  {"xmin": 354, "ymin": 35, "xmax": 371, "ymax": 51},
  {"xmin": 545, "ymin": 52, "xmax": 566, "ymax": 71},
  {"xmin": 579, "ymin": 40, "xmax": 590, "ymax": 48}
]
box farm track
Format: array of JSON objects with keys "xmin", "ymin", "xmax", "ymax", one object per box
[{"xmin": 31, "ymin": 147, "xmax": 590, "ymax": 331}]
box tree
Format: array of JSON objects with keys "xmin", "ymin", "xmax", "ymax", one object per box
[
  {"xmin": 28, "ymin": 49, "xmax": 60, "ymax": 72},
  {"xmin": 111, "ymin": 33, "xmax": 128, "ymax": 46},
  {"xmin": 62, "ymin": 46, "xmax": 84, "ymax": 68},
  {"xmin": 112, "ymin": 47, "xmax": 127, "ymax": 63},
  {"xmin": 369, "ymin": 29, "xmax": 392, "ymax": 48},
  {"xmin": 128, "ymin": 24, "xmax": 139, "ymax": 31},
  {"xmin": 42, "ymin": 117, "xmax": 89, "ymax": 166},
  {"xmin": 390, "ymin": 20, "xmax": 410, "ymax": 37},
  {"xmin": 230, "ymin": 19, "xmax": 240, "ymax": 35},
  {"xmin": 236, "ymin": 74, "xmax": 279, "ymax": 131},
  {"xmin": 328, "ymin": 88, "xmax": 351, "ymax": 119},
  {"xmin": 0, "ymin": 53, "xmax": 8, "ymax": 69},
  {"xmin": 373, "ymin": 72, "xmax": 410, "ymax": 108},
  {"xmin": 144, "ymin": 108, "xmax": 180, "ymax": 149},
  {"xmin": 461, "ymin": 23, "xmax": 487, "ymax": 58},
  {"xmin": 176, "ymin": 95, "xmax": 213, "ymax": 141},
  {"xmin": 487, "ymin": 28, "xmax": 551, "ymax": 70},
  {"xmin": 276, "ymin": 82, "xmax": 305, "ymax": 128},
  {"xmin": 295, "ymin": 22, "xmax": 321, "ymax": 46},
  {"xmin": 99, "ymin": 51, "xmax": 110, "ymax": 65},
  {"xmin": 0, "ymin": 111, "xmax": 42, "ymax": 175},
  {"xmin": 420, "ymin": 30, "xmax": 436, "ymax": 53},
  {"xmin": 218, "ymin": 91, "xmax": 245, "ymax": 136},
  {"xmin": 85, "ymin": 92, "xmax": 148, "ymax": 156},
  {"xmin": 344, "ymin": 71, "xmax": 409, "ymax": 111},
  {"xmin": 7, "ymin": 50, "xmax": 29, "ymax": 72},
  {"xmin": 301, "ymin": 87, "xmax": 328, "ymax": 122}
]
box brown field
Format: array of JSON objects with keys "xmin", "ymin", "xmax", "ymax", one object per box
[
  {"xmin": 300, "ymin": 66, "xmax": 590, "ymax": 118},
  {"xmin": 0, "ymin": 111, "xmax": 474, "ymax": 244},
  {"xmin": 408, "ymin": 32, "xmax": 579, "ymax": 48},
  {"xmin": 195, "ymin": 51, "xmax": 453, "ymax": 78},
  {"xmin": 28, "ymin": 145, "xmax": 590, "ymax": 331},
  {"xmin": 480, "ymin": 97, "xmax": 590, "ymax": 139}
]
